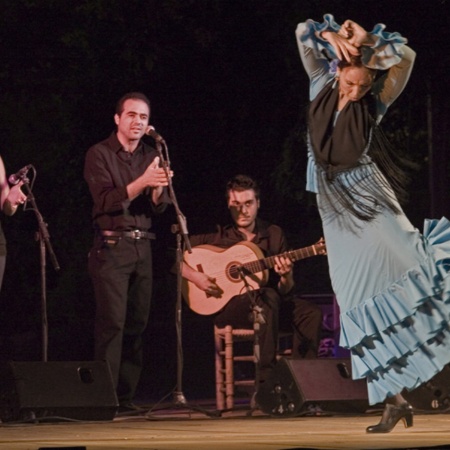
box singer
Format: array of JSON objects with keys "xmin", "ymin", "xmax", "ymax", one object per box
[
  {"xmin": 0, "ymin": 156, "xmax": 28, "ymax": 291},
  {"xmin": 84, "ymin": 92, "xmax": 172, "ymax": 414}
]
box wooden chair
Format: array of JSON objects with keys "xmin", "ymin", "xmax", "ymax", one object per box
[{"xmin": 214, "ymin": 325, "xmax": 291, "ymax": 411}]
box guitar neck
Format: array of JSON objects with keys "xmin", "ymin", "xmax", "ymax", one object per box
[{"xmin": 242, "ymin": 245, "xmax": 318, "ymax": 275}]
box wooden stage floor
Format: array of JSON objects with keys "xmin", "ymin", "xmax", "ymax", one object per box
[{"xmin": 1, "ymin": 401, "xmax": 450, "ymax": 450}]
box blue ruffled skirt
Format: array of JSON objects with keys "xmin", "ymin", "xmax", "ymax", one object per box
[{"xmin": 315, "ymin": 161, "xmax": 450, "ymax": 405}]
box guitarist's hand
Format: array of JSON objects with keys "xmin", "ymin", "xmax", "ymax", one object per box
[
  {"xmin": 191, "ymin": 271, "xmax": 223, "ymax": 298},
  {"xmin": 274, "ymin": 255, "xmax": 293, "ymax": 277},
  {"xmin": 274, "ymin": 255, "xmax": 294, "ymax": 295}
]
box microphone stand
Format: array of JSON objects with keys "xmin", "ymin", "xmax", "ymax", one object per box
[
  {"xmin": 236, "ymin": 266, "xmax": 264, "ymax": 415},
  {"xmin": 153, "ymin": 139, "xmax": 219, "ymax": 418},
  {"xmin": 20, "ymin": 173, "xmax": 60, "ymax": 362}
]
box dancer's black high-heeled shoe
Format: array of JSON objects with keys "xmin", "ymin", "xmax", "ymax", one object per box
[{"xmin": 366, "ymin": 403, "xmax": 413, "ymax": 433}]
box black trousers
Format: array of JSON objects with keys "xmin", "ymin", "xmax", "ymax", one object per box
[
  {"xmin": 88, "ymin": 236, "xmax": 153, "ymax": 404},
  {"xmin": 279, "ymin": 297, "xmax": 323, "ymax": 359}
]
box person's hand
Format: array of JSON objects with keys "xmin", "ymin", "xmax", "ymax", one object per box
[
  {"xmin": 339, "ymin": 20, "xmax": 374, "ymax": 48},
  {"xmin": 321, "ymin": 30, "xmax": 360, "ymax": 61},
  {"xmin": 273, "ymin": 255, "xmax": 293, "ymax": 278},
  {"xmin": 192, "ymin": 271, "xmax": 223, "ymax": 297},
  {"xmin": 142, "ymin": 156, "xmax": 173, "ymax": 188},
  {"xmin": 7, "ymin": 181, "xmax": 27, "ymax": 207}
]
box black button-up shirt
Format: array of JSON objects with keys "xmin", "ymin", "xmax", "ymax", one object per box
[
  {"xmin": 84, "ymin": 132, "xmax": 169, "ymax": 232},
  {"xmin": 189, "ymin": 218, "xmax": 289, "ymax": 290}
]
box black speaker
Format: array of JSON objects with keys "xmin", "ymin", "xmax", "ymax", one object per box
[
  {"xmin": 0, "ymin": 361, "xmax": 118, "ymax": 422},
  {"xmin": 256, "ymin": 357, "xmax": 369, "ymax": 417},
  {"xmin": 403, "ymin": 365, "xmax": 450, "ymax": 411}
]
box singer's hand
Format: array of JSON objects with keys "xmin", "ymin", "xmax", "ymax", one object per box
[
  {"xmin": 7, "ymin": 181, "xmax": 27, "ymax": 207},
  {"xmin": 143, "ymin": 156, "xmax": 172, "ymax": 188},
  {"xmin": 126, "ymin": 156, "xmax": 173, "ymax": 201}
]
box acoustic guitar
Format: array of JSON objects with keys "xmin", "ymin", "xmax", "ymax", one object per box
[{"xmin": 182, "ymin": 238, "xmax": 326, "ymax": 315}]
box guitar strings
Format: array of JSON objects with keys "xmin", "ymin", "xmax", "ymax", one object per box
[{"xmin": 188, "ymin": 243, "xmax": 324, "ymax": 285}]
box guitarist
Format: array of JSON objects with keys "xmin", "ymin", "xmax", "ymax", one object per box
[{"xmin": 181, "ymin": 174, "xmax": 323, "ymax": 384}]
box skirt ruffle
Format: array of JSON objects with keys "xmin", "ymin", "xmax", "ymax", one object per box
[{"xmin": 339, "ymin": 217, "xmax": 450, "ymax": 404}]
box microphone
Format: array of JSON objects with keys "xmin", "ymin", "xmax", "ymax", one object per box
[
  {"xmin": 145, "ymin": 126, "xmax": 165, "ymax": 143},
  {"xmin": 9, "ymin": 165, "xmax": 32, "ymax": 185}
]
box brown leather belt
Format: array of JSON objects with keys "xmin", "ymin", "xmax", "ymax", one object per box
[{"xmin": 100, "ymin": 230, "xmax": 156, "ymax": 240}]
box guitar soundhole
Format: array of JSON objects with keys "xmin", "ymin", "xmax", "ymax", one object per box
[{"xmin": 226, "ymin": 263, "xmax": 241, "ymax": 283}]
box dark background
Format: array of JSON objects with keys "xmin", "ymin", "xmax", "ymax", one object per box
[{"xmin": 0, "ymin": 0, "xmax": 449, "ymax": 402}]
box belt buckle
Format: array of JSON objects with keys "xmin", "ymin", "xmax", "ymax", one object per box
[{"xmin": 131, "ymin": 230, "xmax": 141, "ymax": 240}]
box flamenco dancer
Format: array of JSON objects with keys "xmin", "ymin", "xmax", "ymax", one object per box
[{"xmin": 296, "ymin": 14, "xmax": 450, "ymax": 432}]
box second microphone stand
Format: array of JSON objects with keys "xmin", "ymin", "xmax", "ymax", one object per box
[
  {"xmin": 19, "ymin": 170, "xmax": 60, "ymax": 362},
  {"xmin": 237, "ymin": 267, "xmax": 265, "ymax": 415},
  {"xmin": 153, "ymin": 139, "xmax": 219, "ymax": 418}
]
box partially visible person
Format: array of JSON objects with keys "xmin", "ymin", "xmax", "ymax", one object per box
[
  {"xmin": 181, "ymin": 174, "xmax": 323, "ymax": 389},
  {"xmin": 279, "ymin": 294, "xmax": 323, "ymax": 359},
  {"xmin": 84, "ymin": 92, "xmax": 172, "ymax": 412},
  {"xmin": 296, "ymin": 14, "xmax": 450, "ymax": 433},
  {"xmin": 0, "ymin": 156, "xmax": 27, "ymax": 289}
]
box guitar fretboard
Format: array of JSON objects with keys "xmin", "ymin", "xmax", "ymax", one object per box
[{"xmin": 242, "ymin": 244, "xmax": 319, "ymax": 275}]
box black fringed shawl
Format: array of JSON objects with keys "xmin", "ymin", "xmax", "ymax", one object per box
[{"xmin": 308, "ymin": 81, "xmax": 409, "ymax": 222}]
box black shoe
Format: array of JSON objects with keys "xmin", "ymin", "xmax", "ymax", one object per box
[{"xmin": 366, "ymin": 403, "xmax": 413, "ymax": 433}]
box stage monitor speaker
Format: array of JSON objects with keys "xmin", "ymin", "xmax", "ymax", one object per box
[
  {"xmin": 403, "ymin": 364, "xmax": 450, "ymax": 411},
  {"xmin": 0, "ymin": 361, "xmax": 118, "ymax": 422},
  {"xmin": 256, "ymin": 357, "xmax": 369, "ymax": 417}
]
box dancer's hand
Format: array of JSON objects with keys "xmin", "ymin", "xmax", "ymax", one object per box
[
  {"xmin": 321, "ymin": 30, "xmax": 360, "ymax": 61},
  {"xmin": 339, "ymin": 20, "xmax": 375, "ymax": 48}
]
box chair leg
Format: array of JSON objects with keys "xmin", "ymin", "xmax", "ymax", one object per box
[
  {"xmin": 224, "ymin": 325, "xmax": 234, "ymax": 410},
  {"xmin": 214, "ymin": 326, "xmax": 225, "ymax": 411}
]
